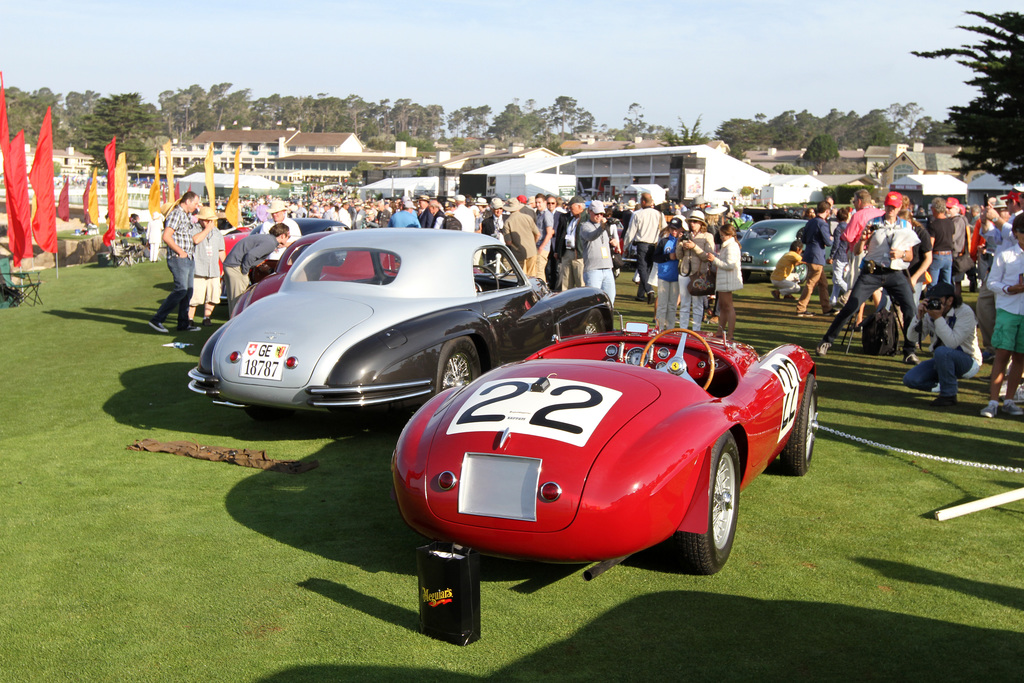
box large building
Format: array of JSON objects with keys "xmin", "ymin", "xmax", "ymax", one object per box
[{"xmin": 165, "ymin": 129, "xmax": 419, "ymax": 184}]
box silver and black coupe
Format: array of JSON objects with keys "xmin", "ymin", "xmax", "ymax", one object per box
[{"xmin": 187, "ymin": 229, "xmax": 613, "ymax": 419}]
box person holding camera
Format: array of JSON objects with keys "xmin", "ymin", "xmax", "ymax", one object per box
[
  {"xmin": 817, "ymin": 191, "xmax": 919, "ymax": 362},
  {"xmin": 902, "ymin": 282, "xmax": 981, "ymax": 407}
]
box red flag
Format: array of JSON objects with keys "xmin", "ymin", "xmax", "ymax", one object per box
[
  {"xmin": 29, "ymin": 107, "xmax": 57, "ymax": 253},
  {"xmin": 104, "ymin": 136, "xmax": 117, "ymax": 246},
  {"xmin": 82, "ymin": 177, "xmax": 92, "ymax": 225},
  {"xmin": 58, "ymin": 178, "xmax": 70, "ymax": 222},
  {"xmin": 6, "ymin": 131, "xmax": 34, "ymax": 267}
]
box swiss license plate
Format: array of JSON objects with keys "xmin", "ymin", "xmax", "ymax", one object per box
[{"xmin": 240, "ymin": 342, "xmax": 289, "ymax": 381}]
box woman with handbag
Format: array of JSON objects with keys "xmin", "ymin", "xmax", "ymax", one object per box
[
  {"xmin": 707, "ymin": 223, "xmax": 743, "ymax": 342},
  {"xmin": 676, "ymin": 210, "xmax": 716, "ymax": 331},
  {"xmin": 653, "ymin": 219, "xmax": 682, "ymax": 330}
]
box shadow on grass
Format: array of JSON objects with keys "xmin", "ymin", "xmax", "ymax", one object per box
[
  {"xmin": 256, "ymin": 590, "xmax": 1024, "ymax": 681},
  {"xmin": 47, "ymin": 306, "xmax": 203, "ymax": 334},
  {"xmin": 856, "ymin": 557, "xmax": 1024, "ymax": 611}
]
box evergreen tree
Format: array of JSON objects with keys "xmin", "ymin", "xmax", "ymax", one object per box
[
  {"xmin": 913, "ymin": 11, "xmax": 1024, "ymax": 183},
  {"xmin": 804, "ymin": 134, "xmax": 839, "ymax": 173},
  {"xmin": 80, "ymin": 93, "xmax": 161, "ymax": 168}
]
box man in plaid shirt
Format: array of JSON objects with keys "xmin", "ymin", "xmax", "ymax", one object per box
[{"xmin": 149, "ymin": 192, "xmax": 215, "ymax": 333}]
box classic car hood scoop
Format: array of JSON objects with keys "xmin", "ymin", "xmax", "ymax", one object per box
[
  {"xmin": 215, "ymin": 293, "xmax": 373, "ymax": 388},
  {"xmin": 424, "ymin": 360, "xmax": 662, "ymax": 532}
]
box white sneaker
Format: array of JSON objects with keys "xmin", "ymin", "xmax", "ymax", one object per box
[
  {"xmin": 1015, "ymin": 385, "xmax": 1024, "ymax": 402},
  {"xmin": 1002, "ymin": 399, "xmax": 1024, "ymax": 416},
  {"xmin": 980, "ymin": 400, "xmax": 999, "ymax": 418}
]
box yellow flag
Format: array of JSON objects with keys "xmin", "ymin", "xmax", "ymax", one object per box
[
  {"xmin": 224, "ymin": 149, "xmax": 241, "ymax": 227},
  {"xmin": 148, "ymin": 154, "xmax": 161, "ymax": 214},
  {"xmin": 88, "ymin": 168, "xmax": 99, "ymax": 225},
  {"xmin": 115, "ymin": 153, "xmax": 129, "ymax": 234},
  {"xmin": 204, "ymin": 144, "xmax": 216, "ymax": 207},
  {"xmin": 163, "ymin": 140, "xmax": 174, "ymax": 200}
]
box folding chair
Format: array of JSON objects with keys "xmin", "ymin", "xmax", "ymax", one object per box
[
  {"xmin": 111, "ymin": 240, "xmax": 134, "ymax": 267},
  {"xmin": 0, "ymin": 256, "xmax": 42, "ymax": 306}
]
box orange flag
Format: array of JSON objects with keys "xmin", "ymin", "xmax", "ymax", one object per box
[
  {"xmin": 162, "ymin": 140, "xmax": 174, "ymax": 202},
  {"xmin": 148, "ymin": 154, "xmax": 161, "ymax": 215},
  {"xmin": 204, "ymin": 144, "xmax": 215, "ymax": 207},
  {"xmin": 115, "ymin": 152, "xmax": 129, "ymax": 236},
  {"xmin": 88, "ymin": 167, "xmax": 99, "ymax": 226},
  {"xmin": 224, "ymin": 148, "xmax": 241, "ymax": 226},
  {"xmin": 29, "ymin": 107, "xmax": 57, "ymax": 253}
]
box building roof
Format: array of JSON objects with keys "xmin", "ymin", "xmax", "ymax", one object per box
[
  {"xmin": 815, "ymin": 174, "xmax": 876, "ymax": 186},
  {"xmin": 280, "ymin": 153, "xmax": 401, "ymax": 163},
  {"xmin": 560, "ymin": 139, "xmax": 667, "ymax": 152},
  {"xmin": 743, "ymin": 149, "xmax": 804, "ymax": 165},
  {"xmin": 890, "ymin": 173, "xmax": 967, "ymax": 194},
  {"xmin": 192, "ymin": 129, "xmax": 296, "ymax": 144},
  {"xmin": 287, "ymin": 132, "xmax": 358, "ymax": 147},
  {"xmin": 893, "ymin": 152, "xmax": 960, "ymax": 174},
  {"xmin": 463, "ymin": 156, "xmax": 576, "ymax": 176}
]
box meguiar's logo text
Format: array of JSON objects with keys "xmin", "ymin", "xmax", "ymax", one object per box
[{"xmin": 421, "ymin": 586, "xmax": 454, "ymax": 607}]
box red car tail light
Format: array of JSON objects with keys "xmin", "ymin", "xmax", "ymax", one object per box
[
  {"xmin": 285, "ymin": 356, "xmax": 298, "ymax": 369},
  {"xmin": 228, "ymin": 351, "xmax": 240, "ymax": 363},
  {"xmin": 539, "ymin": 482, "xmax": 561, "ymax": 502},
  {"xmin": 437, "ymin": 471, "xmax": 456, "ymax": 491}
]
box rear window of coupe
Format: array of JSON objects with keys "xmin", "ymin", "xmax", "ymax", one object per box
[{"xmin": 290, "ymin": 248, "xmax": 401, "ymax": 285}]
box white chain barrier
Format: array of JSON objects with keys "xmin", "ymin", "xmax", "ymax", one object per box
[{"xmin": 814, "ymin": 421, "xmax": 1024, "ymax": 474}]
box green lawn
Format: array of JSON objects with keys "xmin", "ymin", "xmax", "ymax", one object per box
[{"xmin": 1, "ymin": 261, "xmax": 1022, "ymax": 682}]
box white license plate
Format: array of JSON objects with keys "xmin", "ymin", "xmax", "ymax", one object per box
[
  {"xmin": 240, "ymin": 342, "xmax": 289, "ymax": 381},
  {"xmin": 458, "ymin": 453, "xmax": 541, "ymax": 521}
]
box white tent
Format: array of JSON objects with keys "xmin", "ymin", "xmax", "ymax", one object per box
[
  {"xmin": 176, "ymin": 172, "xmax": 279, "ymax": 198},
  {"xmin": 358, "ymin": 176, "xmax": 439, "ymax": 200},
  {"xmin": 463, "ymin": 156, "xmax": 576, "ymax": 199},
  {"xmin": 623, "ymin": 184, "xmax": 666, "ymax": 205},
  {"xmin": 761, "ymin": 175, "xmax": 827, "ymax": 205},
  {"xmin": 890, "ymin": 174, "xmax": 967, "ymax": 196}
]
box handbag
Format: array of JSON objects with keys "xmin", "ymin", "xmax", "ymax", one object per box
[
  {"xmin": 953, "ymin": 251, "xmax": 974, "ymax": 274},
  {"xmin": 687, "ymin": 269, "xmax": 715, "ymax": 296}
]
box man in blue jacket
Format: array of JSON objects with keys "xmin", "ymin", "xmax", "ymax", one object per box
[{"xmin": 796, "ymin": 200, "xmax": 835, "ymax": 318}]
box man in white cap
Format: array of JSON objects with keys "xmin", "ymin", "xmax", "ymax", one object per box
[
  {"xmin": 579, "ymin": 200, "xmax": 617, "ymax": 304},
  {"xmin": 260, "ymin": 199, "xmax": 301, "ymax": 258},
  {"xmin": 453, "ymin": 194, "xmax": 476, "ymax": 232}
]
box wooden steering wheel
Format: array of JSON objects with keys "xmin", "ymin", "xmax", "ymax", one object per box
[{"xmin": 640, "ymin": 328, "xmax": 716, "ymax": 391}]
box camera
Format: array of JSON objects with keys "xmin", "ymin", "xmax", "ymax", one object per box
[
  {"xmin": 680, "ymin": 230, "xmax": 693, "ymax": 242},
  {"xmin": 926, "ymin": 298, "xmax": 945, "ymax": 311}
]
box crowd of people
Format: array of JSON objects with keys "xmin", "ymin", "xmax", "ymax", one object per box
[{"xmin": 141, "ymin": 183, "xmax": 1024, "ymax": 420}]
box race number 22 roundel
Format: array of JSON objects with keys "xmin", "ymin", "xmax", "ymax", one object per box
[
  {"xmin": 762, "ymin": 352, "xmax": 800, "ymax": 443},
  {"xmin": 445, "ymin": 378, "xmax": 622, "ymax": 447}
]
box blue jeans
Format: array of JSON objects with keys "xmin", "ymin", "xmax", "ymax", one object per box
[
  {"xmin": 584, "ymin": 268, "xmax": 616, "ymax": 305},
  {"xmin": 153, "ymin": 254, "xmax": 195, "ymax": 328},
  {"xmin": 903, "ymin": 346, "xmax": 974, "ymax": 397},
  {"xmin": 928, "ymin": 252, "xmax": 953, "ymax": 286}
]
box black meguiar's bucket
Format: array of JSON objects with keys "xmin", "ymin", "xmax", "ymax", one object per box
[{"xmin": 416, "ymin": 542, "xmax": 481, "ymax": 645}]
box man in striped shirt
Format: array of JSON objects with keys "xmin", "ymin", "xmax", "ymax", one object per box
[{"xmin": 149, "ymin": 191, "xmax": 215, "ymax": 333}]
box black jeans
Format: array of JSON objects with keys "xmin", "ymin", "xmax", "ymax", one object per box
[
  {"xmin": 822, "ymin": 269, "xmax": 916, "ymax": 354},
  {"xmin": 634, "ymin": 242, "xmax": 655, "ymax": 297}
]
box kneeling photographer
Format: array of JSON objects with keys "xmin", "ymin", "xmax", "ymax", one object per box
[{"xmin": 903, "ymin": 282, "xmax": 982, "ymax": 407}]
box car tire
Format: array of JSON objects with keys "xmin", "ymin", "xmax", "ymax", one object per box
[
  {"xmin": 674, "ymin": 432, "xmax": 740, "ymax": 575},
  {"xmin": 779, "ymin": 375, "xmax": 816, "ymax": 476},
  {"xmin": 243, "ymin": 405, "xmax": 296, "ymax": 421},
  {"xmin": 582, "ymin": 309, "xmax": 605, "ymax": 335},
  {"xmin": 437, "ymin": 337, "xmax": 481, "ymax": 392}
]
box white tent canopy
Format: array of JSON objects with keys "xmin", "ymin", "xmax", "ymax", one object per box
[
  {"xmin": 176, "ymin": 172, "xmax": 280, "ymax": 192},
  {"xmin": 464, "ymin": 157, "xmax": 576, "ymax": 198},
  {"xmin": 890, "ymin": 174, "xmax": 967, "ymax": 196},
  {"xmin": 358, "ymin": 176, "xmax": 439, "ymax": 200}
]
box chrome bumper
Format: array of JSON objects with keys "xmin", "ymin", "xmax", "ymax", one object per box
[{"xmin": 306, "ymin": 378, "xmax": 433, "ymax": 407}]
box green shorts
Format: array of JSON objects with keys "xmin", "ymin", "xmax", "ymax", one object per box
[{"xmin": 992, "ymin": 309, "xmax": 1024, "ymax": 353}]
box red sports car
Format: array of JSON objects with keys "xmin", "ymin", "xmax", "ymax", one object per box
[{"xmin": 392, "ymin": 324, "xmax": 816, "ymax": 576}]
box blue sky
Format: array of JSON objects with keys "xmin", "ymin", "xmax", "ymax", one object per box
[{"xmin": 0, "ymin": 1, "xmax": 1012, "ymax": 135}]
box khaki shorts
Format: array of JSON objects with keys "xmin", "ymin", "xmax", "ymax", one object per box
[{"xmin": 190, "ymin": 276, "xmax": 222, "ymax": 306}]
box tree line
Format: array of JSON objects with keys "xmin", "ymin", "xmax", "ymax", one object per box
[{"xmin": 3, "ymin": 83, "xmax": 948, "ymax": 170}]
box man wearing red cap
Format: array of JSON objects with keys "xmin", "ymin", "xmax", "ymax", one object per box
[{"xmin": 817, "ymin": 191, "xmax": 920, "ymax": 362}]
